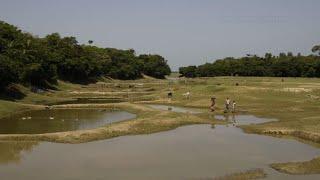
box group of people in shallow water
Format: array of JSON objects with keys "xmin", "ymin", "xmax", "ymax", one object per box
[
  {"xmin": 167, "ymin": 91, "xmax": 237, "ymax": 113},
  {"xmin": 210, "ymin": 97, "xmax": 236, "ymax": 113}
]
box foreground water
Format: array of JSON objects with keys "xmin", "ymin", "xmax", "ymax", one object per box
[
  {"xmin": 1, "ymin": 124, "xmax": 320, "ymax": 179},
  {"xmin": 0, "ymin": 116, "xmax": 320, "ymax": 180},
  {"xmin": 0, "ymin": 109, "xmax": 136, "ymax": 134},
  {"xmin": 1, "ymin": 106, "xmax": 320, "ymax": 179}
]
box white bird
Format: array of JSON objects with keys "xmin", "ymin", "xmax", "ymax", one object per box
[
  {"xmin": 27, "ymin": 117, "xmax": 32, "ymax": 119},
  {"xmin": 21, "ymin": 117, "xmax": 26, "ymax": 120},
  {"xmin": 49, "ymin": 117, "xmax": 54, "ymax": 120}
]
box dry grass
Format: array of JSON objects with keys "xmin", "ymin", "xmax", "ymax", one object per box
[{"xmin": 271, "ymin": 157, "xmax": 320, "ymax": 175}]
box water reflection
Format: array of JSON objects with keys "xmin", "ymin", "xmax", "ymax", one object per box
[
  {"xmin": 0, "ymin": 141, "xmax": 38, "ymax": 164},
  {"xmin": 214, "ymin": 114, "xmax": 275, "ymax": 125}
]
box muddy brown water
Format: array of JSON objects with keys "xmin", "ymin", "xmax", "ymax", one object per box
[
  {"xmin": 0, "ymin": 109, "xmax": 136, "ymax": 134},
  {"xmin": 0, "ymin": 106, "xmax": 320, "ymax": 180}
]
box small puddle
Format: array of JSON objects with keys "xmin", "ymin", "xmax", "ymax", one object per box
[
  {"xmin": 147, "ymin": 104, "xmax": 202, "ymax": 114},
  {"xmin": 0, "ymin": 109, "xmax": 136, "ymax": 134}
]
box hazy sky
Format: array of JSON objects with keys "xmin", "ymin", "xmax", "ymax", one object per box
[{"xmin": 1, "ymin": 0, "xmax": 319, "ymax": 70}]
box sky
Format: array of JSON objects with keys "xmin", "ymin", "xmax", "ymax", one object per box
[{"xmin": 0, "ymin": 0, "xmax": 319, "ymax": 70}]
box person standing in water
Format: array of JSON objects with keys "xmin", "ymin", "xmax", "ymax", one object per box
[
  {"xmin": 225, "ymin": 97, "xmax": 231, "ymax": 112},
  {"xmin": 210, "ymin": 97, "xmax": 216, "ymax": 112}
]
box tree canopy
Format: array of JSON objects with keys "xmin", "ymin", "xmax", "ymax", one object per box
[
  {"xmin": 179, "ymin": 52, "xmax": 320, "ymax": 78},
  {"xmin": 0, "ymin": 20, "xmax": 171, "ymax": 91}
]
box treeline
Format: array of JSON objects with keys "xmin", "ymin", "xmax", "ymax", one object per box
[
  {"xmin": 0, "ymin": 20, "xmax": 171, "ymax": 90},
  {"xmin": 179, "ymin": 52, "xmax": 320, "ymax": 78}
]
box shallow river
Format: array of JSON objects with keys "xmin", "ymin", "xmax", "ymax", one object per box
[
  {"xmin": 0, "ymin": 109, "xmax": 136, "ymax": 134},
  {"xmin": 0, "ymin": 106, "xmax": 319, "ymax": 179}
]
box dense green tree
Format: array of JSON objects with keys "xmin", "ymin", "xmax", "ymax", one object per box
[
  {"xmin": 139, "ymin": 54, "xmax": 171, "ymax": 79},
  {"xmin": 0, "ymin": 55, "xmax": 18, "ymax": 89},
  {"xmin": 0, "ymin": 20, "xmax": 171, "ymax": 92},
  {"xmin": 180, "ymin": 53, "xmax": 320, "ymax": 78},
  {"xmin": 179, "ymin": 66, "xmax": 198, "ymax": 78}
]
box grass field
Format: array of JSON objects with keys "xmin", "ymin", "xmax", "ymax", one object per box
[{"xmin": 1, "ymin": 76, "xmax": 320, "ymax": 175}]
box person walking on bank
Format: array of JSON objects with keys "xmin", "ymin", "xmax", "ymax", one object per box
[{"xmin": 210, "ymin": 97, "xmax": 216, "ymax": 112}]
